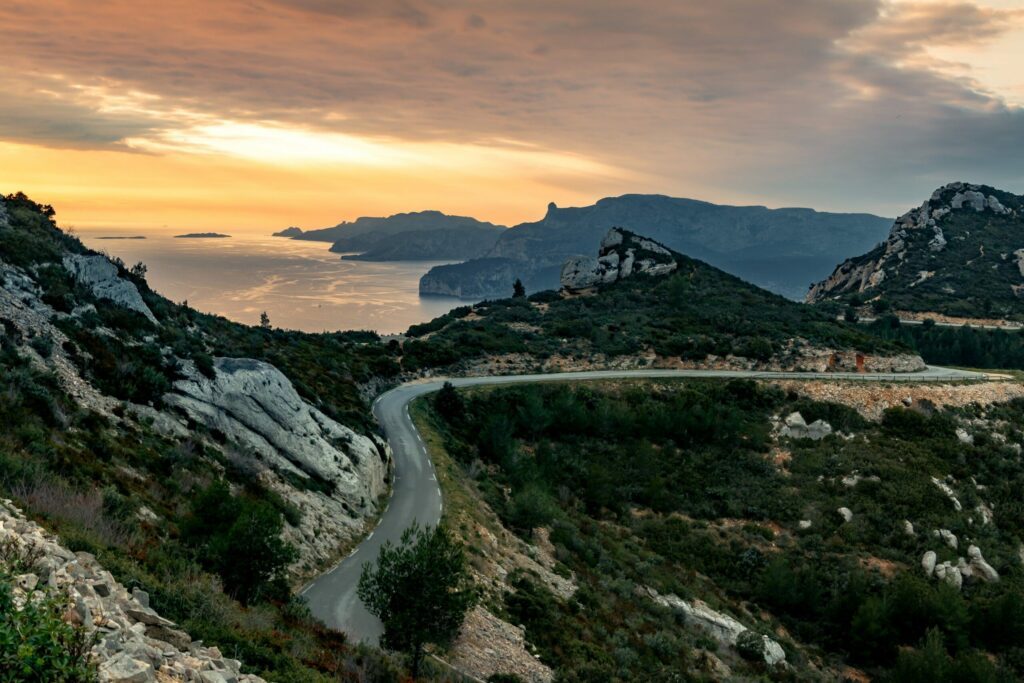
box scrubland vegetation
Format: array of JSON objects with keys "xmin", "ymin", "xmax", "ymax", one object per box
[{"xmin": 427, "ymin": 380, "xmax": 1024, "ymax": 681}]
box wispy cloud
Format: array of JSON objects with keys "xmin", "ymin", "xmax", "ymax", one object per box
[{"xmin": 0, "ymin": 0, "xmax": 1021, "ymax": 222}]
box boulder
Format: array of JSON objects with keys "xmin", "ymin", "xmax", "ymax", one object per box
[
  {"xmin": 921, "ymin": 551, "xmax": 937, "ymax": 577},
  {"xmin": 837, "ymin": 507, "xmax": 854, "ymax": 523},
  {"xmin": 97, "ymin": 652, "xmax": 153, "ymax": 683},
  {"xmin": 62, "ymin": 254, "xmax": 157, "ymax": 324},
  {"xmin": 967, "ymin": 545, "xmax": 999, "ymax": 582},
  {"xmin": 736, "ymin": 629, "xmax": 786, "ymax": 667},
  {"xmin": 935, "ymin": 562, "xmax": 963, "ymax": 590},
  {"xmin": 933, "ymin": 529, "xmax": 958, "ymax": 549},
  {"xmin": 780, "ymin": 412, "xmax": 833, "ymax": 441},
  {"xmin": 902, "ymin": 520, "xmax": 915, "ymax": 536},
  {"xmin": 956, "ymin": 428, "xmax": 974, "ymax": 446}
]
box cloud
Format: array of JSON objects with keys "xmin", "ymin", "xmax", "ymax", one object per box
[{"xmin": 0, "ymin": 0, "xmax": 1021, "ymax": 216}]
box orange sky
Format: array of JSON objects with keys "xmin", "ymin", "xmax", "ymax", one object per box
[{"xmin": 1, "ymin": 0, "xmax": 1022, "ymax": 232}]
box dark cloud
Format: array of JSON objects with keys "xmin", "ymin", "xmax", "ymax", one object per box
[{"xmin": 0, "ymin": 0, "xmax": 1021, "ymax": 213}]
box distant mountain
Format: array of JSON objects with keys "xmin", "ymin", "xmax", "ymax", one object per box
[
  {"xmin": 334, "ymin": 226, "xmax": 504, "ymax": 262},
  {"xmin": 175, "ymin": 232, "xmax": 230, "ymax": 238},
  {"xmin": 807, "ymin": 182, "xmax": 1024, "ymax": 321},
  {"xmin": 419, "ymin": 195, "xmax": 891, "ymax": 300},
  {"xmin": 276, "ymin": 210, "xmax": 506, "ymax": 250}
]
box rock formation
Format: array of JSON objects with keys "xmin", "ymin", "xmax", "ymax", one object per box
[
  {"xmin": 62, "ymin": 254, "xmax": 157, "ymax": 324},
  {"xmin": 164, "ymin": 358, "xmax": 391, "ymax": 569},
  {"xmin": 642, "ymin": 587, "xmax": 786, "ymax": 667},
  {"xmin": 560, "ymin": 228, "xmax": 677, "ymax": 290}
]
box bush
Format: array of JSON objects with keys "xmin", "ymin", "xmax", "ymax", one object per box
[{"xmin": 0, "ymin": 578, "xmax": 97, "ymax": 682}]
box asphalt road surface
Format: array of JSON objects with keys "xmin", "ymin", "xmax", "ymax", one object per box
[{"xmin": 302, "ymin": 365, "xmax": 987, "ymax": 643}]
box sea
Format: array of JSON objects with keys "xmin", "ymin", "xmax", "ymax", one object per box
[{"xmin": 76, "ymin": 231, "xmax": 464, "ymax": 335}]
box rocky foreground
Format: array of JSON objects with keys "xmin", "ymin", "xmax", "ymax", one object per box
[{"xmin": 0, "ymin": 500, "xmax": 265, "ymax": 683}]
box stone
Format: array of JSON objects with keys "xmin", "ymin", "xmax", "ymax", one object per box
[
  {"xmin": 922, "ymin": 551, "xmax": 937, "ymax": 577},
  {"xmin": 97, "ymin": 652, "xmax": 153, "ymax": 683},
  {"xmin": 15, "ymin": 573, "xmax": 38, "ymax": 591},
  {"xmin": 902, "ymin": 520, "xmax": 915, "ymax": 536},
  {"xmin": 935, "ymin": 562, "xmax": 963, "ymax": 590},
  {"xmin": 933, "ymin": 528, "xmax": 958, "ymax": 549},
  {"xmin": 956, "ymin": 428, "xmax": 974, "ymax": 446},
  {"xmin": 62, "ymin": 254, "xmax": 157, "ymax": 324},
  {"xmin": 124, "ymin": 605, "xmax": 176, "ymax": 628},
  {"xmin": 798, "ymin": 520, "xmax": 812, "ymax": 530},
  {"xmin": 837, "ymin": 507, "xmax": 854, "ymax": 523},
  {"xmin": 736, "ymin": 630, "xmax": 786, "ymax": 667},
  {"xmin": 146, "ymin": 625, "xmax": 192, "ymax": 651},
  {"xmin": 967, "ymin": 545, "xmax": 999, "ymax": 582}
]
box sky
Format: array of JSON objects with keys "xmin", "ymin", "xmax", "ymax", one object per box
[{"xmin": 0, "ymin": 0, "xmax": 1022, "ymax": 232}]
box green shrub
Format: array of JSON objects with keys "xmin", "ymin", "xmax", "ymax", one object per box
[{"xmin": 0, "ymin": 578, "xmax": 97, "ymax": 682}]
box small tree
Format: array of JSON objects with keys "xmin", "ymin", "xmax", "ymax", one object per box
[
  {"xmin": 512, "ymin": 278, "xmax": 526, "ymax": 298},
  {"xmin": 129, "ymin": 261, "xmax": 148, "ymax": 280},
  {"xmin": 259, "ymin": 311, "xmax": 271, "ymax": 329},
  {"xmin": 358, "ymin": 522, "xmax": 477, "ymax": 678},
  {"xmin": 434, "ymin": 381, "xmax": 464, "ymax": 423}
]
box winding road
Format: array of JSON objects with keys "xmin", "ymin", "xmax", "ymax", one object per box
[{"xmin": 302, "ymin": 365, "xmax": 987, "ymax": 643}]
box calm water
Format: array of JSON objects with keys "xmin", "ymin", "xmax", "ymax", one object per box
[{"xmin": 78, "ymin": 232, "xmax": 463, "ymax": 334}]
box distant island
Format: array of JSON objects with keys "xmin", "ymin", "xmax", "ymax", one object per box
[
  {"xmin": 96, "ymin": 236, "xmax": 147, "ymax": 240},
  {"xmin": 272, "ymin": 227, "xmax": 303, "ymax": 237},
  {"xmin": 174, "ymin": 232, "xmax": 231, "ymax": 239}
]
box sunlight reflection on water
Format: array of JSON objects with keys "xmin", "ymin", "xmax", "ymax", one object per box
[{"xmin": 78, "ymin": 232, "xmax": 465, "ymax": 334}]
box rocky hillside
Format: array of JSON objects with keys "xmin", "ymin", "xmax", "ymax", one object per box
[
  {"xmin": 403, "ymin": 228, "xmax": 922, "ymax": 375},
  {"xmin": 419, "ymin": 194, "xmax": 891, "ymax": 300},
  {"xmin": 808, "ymin": 182, "xmax": 1024, "ymax": 320},
  {"xmin": 0, "ymin": 500, "xmax": 267, "ymax": 682},
  {"xmin": 0, "ymin": 192, "xmax": 405, "ymax": 679}
]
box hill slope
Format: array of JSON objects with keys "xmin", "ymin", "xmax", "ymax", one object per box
[
  {"xmin": 419, "ymin": 195, "xmax": 891, "ymax": 300},
  {"xmin": 808, "ymin": 182, "xmax": 1024, "ymax": 320},
  {"xmin": 403, "ymin": 228, "xmax": 919, "ymax": 374},
  {"xmin": 0, "ymin": 192, "xmax": 407, "ymax": 679}
]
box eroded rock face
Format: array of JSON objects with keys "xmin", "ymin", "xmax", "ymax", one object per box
[
  {"xmin": 62, "ymin": 254, "xmax": 157, "ymax": 324},
  {"xmin": 0, "ymin": 500, "xmax": 266, "ymax": 683},
  {"xmin": 165, "ymin": 358, "xmax": 389, "ymax": 512},
  {"xmin": 560, "ymin": 228, "xmax": 677, "ymax": 290}
]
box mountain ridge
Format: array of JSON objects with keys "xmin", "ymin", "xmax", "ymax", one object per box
[{"xmin": 419, "ymin": 194, "xmax": 892, "ymax": 300}]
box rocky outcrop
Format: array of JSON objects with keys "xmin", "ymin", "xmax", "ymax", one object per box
[
  {"xmin": 776, "ymin": 412, "xmax": 832, "ymax": 440},
  {"xmin": 272, "ymin": 227, "xmax": 303, "ymax": 237},
  {"xmin": 163, "ymin": 358, "xmax": 390, "ymax": 572},
  {"xmin": 560, "ymin": 228, "xmax": 677, "ymax": 290},
  {"xmin": 922, "ymin": 544, "xmax": 999, "ymax": 590},
  {"xmin": 62, "ymin": 254, "xmax": 157, "ymax": 324},
  {"xmin": 167, "ymin": 358, "xmax": 387, "ymax": 501},
  {"xmin": 642, "ymin": 587, "xmax": 786, "ymax": 667},
  {"xmin": 807, "ymin": 182, "xmax": 1020, "ymax": 305},
  {"xmin": 0, "ymin": 500, "xmax": 265, "ymax": 683}
]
